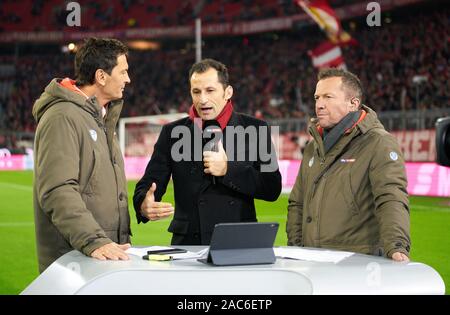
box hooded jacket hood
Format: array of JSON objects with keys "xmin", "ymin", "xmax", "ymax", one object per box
[
  {"xmin": 355, "ymin": 105, "xmax": 385, "ymax": 134},
  {"xmin": 309, "ymin": 105, "xmax": 384, "ymax": 139},
  {"xmin": 32, "ymin": 78, "xmax": 122, "ymax": 125}
]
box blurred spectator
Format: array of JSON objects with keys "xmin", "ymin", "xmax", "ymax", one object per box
[
  {"xmin": 0, "ymin": 4, "xmax": 448, "ymax": 132},
  {"xmin": 0, "ymin": 0, "xmax": 365, "ymax": 31}
]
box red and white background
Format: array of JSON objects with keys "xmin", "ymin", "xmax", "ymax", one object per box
[{"xmin": 1, "ymin": 129, "xmax": 449, "ymax": 197}]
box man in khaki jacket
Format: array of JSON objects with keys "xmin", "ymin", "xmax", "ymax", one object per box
[
  {"xmin": 33, "ymin": 38, "xmax": 131, "ymax": 272},
  {"xmin": 287, "ymin": 68, "xmax": 410, "ymax": 262}
]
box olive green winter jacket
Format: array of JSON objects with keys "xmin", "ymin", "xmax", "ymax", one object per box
[
  {"xmin": 32, "ymin": 78, "xmax": 131, "ymax": 272},
  {"xmin": 287, "ymin": 105, "xmax": 410, "ymax": 258}
]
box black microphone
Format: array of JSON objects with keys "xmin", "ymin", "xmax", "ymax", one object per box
[{"xmin": 202, "ymin": 120, "xmax": 222, "ymax": 185}]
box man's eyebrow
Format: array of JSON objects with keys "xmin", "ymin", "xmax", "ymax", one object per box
[
  {"xmin": 315, "ymin": 92, "xmax": 335, "ymax": 96},
  {"xmin": 191, "ymin": 86, "xmax": 216, "ymax": 90}
]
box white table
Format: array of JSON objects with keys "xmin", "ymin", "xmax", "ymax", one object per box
[{"xmin": 21, "ymin": 246, "xmax": 445, "ymax": 295}]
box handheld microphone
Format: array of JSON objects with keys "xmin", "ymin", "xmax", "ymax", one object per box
[{"xmin": 203, "ymin": 120, "xmax": 222, "ymax": 184}]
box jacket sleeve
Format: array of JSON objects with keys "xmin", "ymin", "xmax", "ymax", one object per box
[
  {"xmin": 133, "ymin": 124, "xmax": 172, "ymax": 224},
  {"xmin": 369, "ymin": 134, "xmax": 411, "ymax": 258},
  {"xmin": 35, "ymin": 114, "xmax": 112, "ymax": 256},
  {"xmin": 286, "ymin": 157, "xmax": 305, "ymax": 246},
  {"xmin": 220, "ymin": 122, "xmax": 282, "ymax": 201}
]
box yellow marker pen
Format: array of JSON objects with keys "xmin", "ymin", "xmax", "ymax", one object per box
[{"xmin": 143, "ymin": 254, "xmax": 172, "ymax": 261}]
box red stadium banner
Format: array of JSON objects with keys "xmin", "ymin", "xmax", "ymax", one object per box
[
  {"xmin": 296, "ymin": 0, "xmax": 356, "ymax": 45},
  {"xmin": 391, "ymin": 129, "xmax": 436, "ymax": 162},
  {"xmin": 0, "ymin": 0, "xmax": 427, "ymax": 42},
  {"xmin": 308, "ymin": 40, "xmax": 346, "ymax": 69},
  {"xmin": 0, "ymin": 16, "xmax": 308, "ymax": 42}
]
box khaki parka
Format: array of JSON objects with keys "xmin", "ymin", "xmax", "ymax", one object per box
[
  {"xmin": 287, "ymin": 105, "xmax": 410, "ymax": 258},
  {"xmin": 32, "ymin": 79, "xmax": 131, "ymax": 272}
]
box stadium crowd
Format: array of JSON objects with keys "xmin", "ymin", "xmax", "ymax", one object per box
[
  {"xmin": 0, "ymin": 0, "xmax": 364, "ymax": 31},
  {"xmin": 0, "ymin": 4, "xmax": 448, "ymax": 133}
]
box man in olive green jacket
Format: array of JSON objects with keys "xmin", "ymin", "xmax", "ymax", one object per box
[
  {"xmin": 33, "ymin": 38, "xmax": 132, "ymax": 272},
  {"xmin": 287, "ymin": 68, "xmax": 410, "ymax": 262}
]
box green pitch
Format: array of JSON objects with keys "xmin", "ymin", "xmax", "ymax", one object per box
[{"xmin": 0, "ymin": 170, "xmax": 449, "ymax": 294}]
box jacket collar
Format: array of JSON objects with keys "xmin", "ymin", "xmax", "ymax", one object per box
[
  {"xmin": 309, "ymin": 104, "xmax": 382, "ymax": 160},
  {"xmin": 356, "ymin": 105, "xmax": 384, "ymax": 134},
  {"xmin": 188, "ymin": 100, "xmax": 234, "ymax": 130},
  {"xmin": 56, "ymin": 77, "xmax": 124, "ymax": 128}
]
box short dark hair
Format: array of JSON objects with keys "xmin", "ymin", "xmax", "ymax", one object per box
[
  {"xmin": 189, "ymin": 58, "xmax": 229, "ymax": 89},
  {"xmin": 75, "ymin": 37, "xmax": 128, "ymax": 86},
  {"xmin": 318, "ymin": 68, "xmax": 363, "ymax": 102}
]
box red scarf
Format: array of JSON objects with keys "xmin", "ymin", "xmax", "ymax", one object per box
[{"xmin": 188, "ymin": 100, "xmax": 234, "ymax": 130}]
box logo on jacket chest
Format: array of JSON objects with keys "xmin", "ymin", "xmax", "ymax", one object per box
[
  {"xmin": 389, "ymin": 151, "xmax": 398, "ymax": 161},
  {"xmin": 89, "ymin": 129, "xmax": 98, "ymax": 142},
  {"xmin": 308, "ymin": 156, "xmax": 314, "ymax": 167}
]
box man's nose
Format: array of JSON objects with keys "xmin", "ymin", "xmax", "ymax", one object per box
[
  {"xmin": 199, "ymin": 92, "xmax": 208, "ymax": 104},
  {"xmin": 315, "ymin": 99, "xmax": 325, "ymax": 110},
  {"xmin": 125, "ymin": 74, "xmax": 131, "ymax": 84}
]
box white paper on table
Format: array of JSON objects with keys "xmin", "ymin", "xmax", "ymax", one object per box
[
  {"xmin": 126, "ymin": 246, "xmax": 209, "ymax": 260},
  {"xmin": 274, "ymin": 247, "xmax": 354, "ymax": 264},
  {"xmin": 171, "ymin": 248, "xmax": 209, "ymax": 260},
  {"xmin": 126, "ymin": 246, "xmax": 174, "ymax": 258}
]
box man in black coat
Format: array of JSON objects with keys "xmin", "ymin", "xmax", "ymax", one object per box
[{"xmin": 133, "ymin": 59, "xmax": 282, "ymax": 245}]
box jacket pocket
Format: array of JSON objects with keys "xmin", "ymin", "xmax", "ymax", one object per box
[
  {"xmin": 168, "ymin": 219, "xmax": 189, "ymax": 235},
  {"xmin": 340, "ymin": 170, "xmax": 359, "ymax": 216},
  {"xmin": 82, "ymin": 149, "xmax": 99, "ymax": 196}
]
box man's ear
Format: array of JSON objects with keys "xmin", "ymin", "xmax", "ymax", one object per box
[
  {"xmin": 350, "ymin": 97, "xmax": 361, "ymax": 111},
  {"xmin": 225, "ymin": 85, "xmax": 233, "ymax": 100},
  {"xmin": 95, "ymin": 69, "xmax": 106, "ymax": 87}
]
